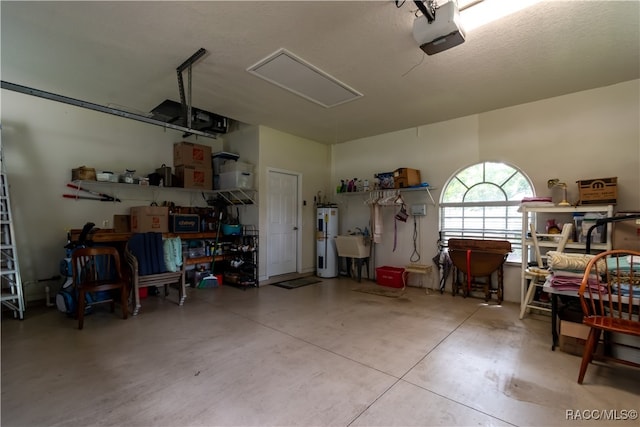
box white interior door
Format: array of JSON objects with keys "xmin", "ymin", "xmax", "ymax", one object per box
[{"xmin": 267, "ymin": 170, "xmax": 298, "ymax": 277}]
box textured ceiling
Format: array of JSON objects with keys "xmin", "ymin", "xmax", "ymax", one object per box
[{"xmin": 1, "ymin": 1, "xmax": 639, "ymax": 144}]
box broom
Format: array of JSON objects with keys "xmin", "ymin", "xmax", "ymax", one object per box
[{"xmin": 198, "ymin": 211, "xmax": 224, "ymax": 288}]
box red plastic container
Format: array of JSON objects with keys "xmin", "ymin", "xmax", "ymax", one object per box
[{"xmin": 375, "ymin": 266, "xmax": 405, "ymax": 288}]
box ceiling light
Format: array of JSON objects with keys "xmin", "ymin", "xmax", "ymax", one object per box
[
  {"xmin": 247, "ymin": 48, "xmax": 363, "ymax": 108},
  {"xmin": 459, "ymin": 0, "xmax": 543, "ymax": 32}
]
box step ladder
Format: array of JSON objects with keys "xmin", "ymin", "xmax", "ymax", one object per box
[{"xmin": 1, "ymin": 172, "xmax": 25, "ymax": 319}]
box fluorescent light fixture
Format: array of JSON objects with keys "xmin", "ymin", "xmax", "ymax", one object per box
[
  {"xmin": 459, "ymin": 0, "xmax": 543, "ymax": 32},
  {"xmin": 247, "ymin": 48, "xmax": 363, "ymax": 108}
]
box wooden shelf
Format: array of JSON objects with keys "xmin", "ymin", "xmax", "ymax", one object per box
[
  {"xmin": 69, "ymin": 229, "xmax": 220, "ymax": 243},
  {"xmin": 185, "ymin": 255, "xmax": 227, "ymax": 266}
]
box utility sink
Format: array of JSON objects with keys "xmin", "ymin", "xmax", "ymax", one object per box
[{"xmin": 335, "ymin": 235, "xmax": 370, "ymax": 258}]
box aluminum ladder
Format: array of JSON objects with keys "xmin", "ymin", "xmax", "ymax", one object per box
[{"xmin": 1, "ymin": 172, "xmax": 25, "ymax": 319}]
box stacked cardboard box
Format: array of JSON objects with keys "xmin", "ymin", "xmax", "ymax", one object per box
[{"xmin": 173, "ymin": 142, "xmax": 213, "ymax": 190}]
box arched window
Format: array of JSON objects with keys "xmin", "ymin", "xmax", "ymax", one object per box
[{"xmin": 440, "ymin": 161, "xmax": 534, "ymax": 262}]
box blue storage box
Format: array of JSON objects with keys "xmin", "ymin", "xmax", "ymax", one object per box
[
  {"xmin": 222, "ymin": 224, "xmax": 242, "ymax": 235},
  {"xmin": 171, "ymin": 214, "xmax": 200, "ymax": 233}
]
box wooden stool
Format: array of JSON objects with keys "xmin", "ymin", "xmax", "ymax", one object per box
[{"xmin": 404, "ymin": 263, "xmax": 432, "ymax": 287}]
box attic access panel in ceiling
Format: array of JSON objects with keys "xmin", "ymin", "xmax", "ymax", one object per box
[
  {"xmin": 247, "ymin": 48, "xmax": 363, "ymax": 108},
  {"xmin": 149, "ymin": 100, "xmax": 229, "ymax": 134}
]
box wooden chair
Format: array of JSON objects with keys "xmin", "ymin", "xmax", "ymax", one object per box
[
  {"xmin": 577, "ymin": 249, "xmax": 640, "ymax": 384},
  {"xmin": 72, "ymin": 246, "xmax": 129, "ymax": 330},
  {"xmin": 124, "ymin": 240, "xmax": 186, "ymax": 316}
]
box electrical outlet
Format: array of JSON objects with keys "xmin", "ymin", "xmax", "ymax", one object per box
[{"xmin": 411, "ymin": 204, "xmax": 426, "ymax": 216}]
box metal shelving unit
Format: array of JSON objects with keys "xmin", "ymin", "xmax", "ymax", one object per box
[
  {"xmin": 337, "ymin": 186, "xmax": 437, "ymax": 205},
  {"xmin": 71, "ymin": 180, "xmax": 257, "ymax": 205}
]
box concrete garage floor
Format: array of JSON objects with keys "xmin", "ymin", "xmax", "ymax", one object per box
[{"xmin": 2, "ymin": 277, "xmax": 639, "ymax": 426}]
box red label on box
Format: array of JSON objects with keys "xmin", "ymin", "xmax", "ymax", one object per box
[
  {"xmin": 194, "ymin": 170, "xmax": 205, "ymax": 184},
  {"xmin": 192, "ymin": 147, "xmax": 204, "ymax": 162}
]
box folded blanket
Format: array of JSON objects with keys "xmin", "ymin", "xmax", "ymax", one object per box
[
  {"xmin": 129, "ymin": 232, "xmax": 167, "ymax": 275},
  {"xmin": 612, "ymin": 283, "xmax": 640, "ymax": 297},
  {"xmin": 547, "ymin": 251, "xmax": 605, "ymax": 271},
  {"xmin": 606, "ymin": 255, "xmax": 640, "ymax": 272}
]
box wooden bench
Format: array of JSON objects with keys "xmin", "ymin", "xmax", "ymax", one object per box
[{"xmin": 124, "ymin": 243, "xmax": 186, "ymax": 316}]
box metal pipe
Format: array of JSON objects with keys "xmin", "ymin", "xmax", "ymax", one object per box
[{"xmin": 1, "ymin": 80, "xmax": 218, "ymax": 139}]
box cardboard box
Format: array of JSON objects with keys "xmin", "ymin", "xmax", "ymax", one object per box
[
  {"xmin": 559, "ymin": 335, "xmax": 587, "ymax": 357},
  {"xmin": 559, "ymin": 320, "xmax": 591, "ymax": 356},
  {"xmin": 612, "ymin": 212, "xmax": 640, "ymax": 251},
  {"xmin": 113, "ymin": 215, "xmax": 131, "ymax": 233},
  {"xmin": 577, "ymin": 177, "xmax": 617, "ymax": 205},
  {"xmin": 560, "ymin": 319, "xmax": 590, "ymax": 340},
  {"xmin": 175, "ymin": 165, "xmax": 213, "ymax": 190},
  {"xmin": 170, "ymin": 214, "xmax": 200, "ymax": 233},
  {"xmin": 173, "ymin": 142, "xmax": 212, "ymax": 169},
  {"xmin": 130, "ymin": 206, "xmax": 169, "ymax": 233},
  {"xmin": 393, "ymin": 168, "xmax": 421, "ymax": 188}
]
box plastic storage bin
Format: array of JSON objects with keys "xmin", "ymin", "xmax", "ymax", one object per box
[
  {"xmin": 220, "ymin": 161, "xmax": 254, "ymax": 174},
  {"xmin": 219, "ymin": 171, "xmax": 254, "ymax": 189},
  {"xmin": 375, "ymin": 266, "xmax": 405, "ymax": 288}
]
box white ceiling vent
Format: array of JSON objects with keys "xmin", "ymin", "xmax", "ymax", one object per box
[{"xmin": 247, "ymin": 48, "xmax": 362, "ymax": 108}]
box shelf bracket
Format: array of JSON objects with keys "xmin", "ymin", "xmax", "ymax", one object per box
[{"xmin": 209, "ymin": 189, "xmax": 256, "ymax": 205}]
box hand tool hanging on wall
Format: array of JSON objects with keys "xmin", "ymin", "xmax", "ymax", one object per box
[{"xmin": 63, "ymin": 183, "xmax": 121, "ymax": 202}]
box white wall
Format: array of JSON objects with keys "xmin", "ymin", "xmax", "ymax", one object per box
[
  {"xmin": 332, "ymin": 80, "xmax": 640, "ymax": 303},
  {"xmin": 257, "ymin": 126, "xmax": 332, "ymax": 275},
  {"xmin": 3, "ymin": 79, "xmax": 638, "ymax": 304}
]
